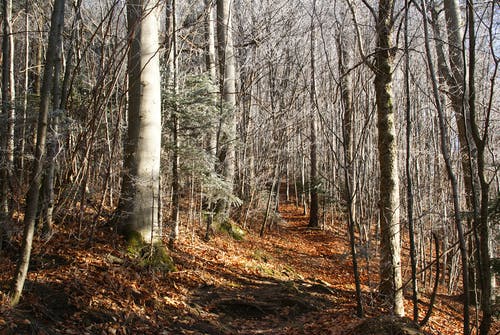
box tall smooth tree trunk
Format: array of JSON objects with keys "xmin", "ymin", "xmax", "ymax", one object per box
[
  {"xmin": 19, "ymin": 0, "xmax": 30, "ymax": 186},
  {"xmin": 202, "ymin": 0, "xmax": 219, "ymax": 239},
  {"xmin": 373, "ymin": 0, "xmax": 404, "ymax": 317},
  {"xmin": 166, "ymin": 0, "xmax": 180, "ymax": 248},
  {"xmin": 404, "ymin": 0, "xmax": 418, "ymax": 322},
  {"xmin": 467, "ymin": 2, "xmax": 493, "ymax": 333},
  {"xmin": 215, "ymin": 0, "xmax": 237, "ymax": 216},
  {"xmin": 337, "ymin": 30, "xmax": 363, "ymax": 317},
  {"xmin": 1, "ymin": 0, "xmax": 16, "ymax": 216},
  {"xmin": 421, "ymin": 1, "xmax": 470, "ymax": 332},
  {"xmin": 10, "ymin": 0, "xmax": 66, "ymax": 307},
  {"xmin": 308, "ymin": 0, "xmax": 319, "ymax": 228},
  {"xmin": 442, "ymin": 0, "xmax": 476, "ymax": 211},
  {"xmin": 118, "ymin": 0, "xmax": 162, "ymax": 244},
  {"xmin": 205, "ymin": 0, "xmax": 217, "ymax": 87},
  {"xmin": 41, "ymin": 0, "xmax": 82, "ymax": 235}
]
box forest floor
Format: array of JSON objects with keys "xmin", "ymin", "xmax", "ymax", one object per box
[{"xmin": 0, "ymin": 202, "xmax": 498, "ymax": 334}]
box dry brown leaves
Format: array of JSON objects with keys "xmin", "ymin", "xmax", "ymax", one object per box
[{"xmin": 0, "ymin": 202, "xmax": 497, "ymax": 334}]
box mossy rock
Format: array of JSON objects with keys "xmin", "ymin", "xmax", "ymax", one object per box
[
  {"xmin": 215, "ymin": 219, "xmax": 245, "ymax": 241},
  {"xmin": 353, "ymin": 316, "xmax": 426, "ymax": 335}
]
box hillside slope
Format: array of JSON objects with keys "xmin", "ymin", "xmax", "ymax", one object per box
[{"xmin": 0, "ymin": 203, "xmax": 496, "ymax": 334}]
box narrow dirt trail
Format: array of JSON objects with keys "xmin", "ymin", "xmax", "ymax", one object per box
[{"xmin": 171, "ymin": 203, "xmax": 362, "ymax": 335}]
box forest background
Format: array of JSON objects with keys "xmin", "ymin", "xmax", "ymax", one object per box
[{"xmin": 0, "ymin": 0, "xmax": 499, "ymax": 334}]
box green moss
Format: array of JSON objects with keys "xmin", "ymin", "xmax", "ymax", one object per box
[
  {"xmin": 123, "ymin": 228, "xmax": 176, "ymax": 272},
  {"xmin": 252, "ymin": 249, "xmax": 270, "ymax": 262},
  {"xmin": 256, "ymin": 264, "xmax": 275, "ymax": 276},
  {"xmin": 125, "ymin": 230, "xmax": 145, "ymax": 256},
  {"xmin": 138, "ymin": 243, "xmax": 176, "ymax": 272},
  {"xmin": 215, "ymin": 219, "xmax": 245, "ymax": 241}
]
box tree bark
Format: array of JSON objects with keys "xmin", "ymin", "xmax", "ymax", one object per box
[
  {"xmin": 421, "ymin": 1, "xmax": 470, "ymax": 332},
  {"xmin": 373, "ymin": 0, "xmax": 404, "ymax": 317},
  {"xmin": 337, "ymin": 30, "xmax": 363, "ymax": 317},
  {"xmin": 19, "ymin": 0, "xmax": 30, "ymax": 186},
  {"xmin": 205, "ymin": 0, "xmax": 217, "ymax": 87},
  {"xmin": 404, "ymin": 0, "xmax": 418, "ymax": 321},
  {"xmin": 308, "ymin": 0, "xmax": 319, "ymax": 228},
  {"xmin": 215, "ymin": 0, "xmax": 237, "ymax": 216},
  {"xmin": 166, "ymin": 0, "xmax": 180, "ymax": 248},
  {"xmin": 466, "ymin": 2, "xmax": 493, "ymax": 333},
  {"xmin": 118, "ymin": 0, "xmax": 162, "ymax": 244},
  {"xmin": 1, "ymin": 0, "xmax": 16, "ymax": 217},
  {"xmin": 10, "ymin": 0, "xmax": 66, "ymax": 307},
  {"xmin": 442, "ymin": 0, "xmax": 477, "ymax": 212}
]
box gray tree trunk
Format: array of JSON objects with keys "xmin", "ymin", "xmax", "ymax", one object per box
[
  {"xmin": 119, "ymin": 0, "xmax": 162, "ymax": 244},
  {"xmin": 442, "ymin": 0, "xmax": 477, "ymax": 212},
  {"xmin": 215, "ymin": 0, "xmax": 237, "ymax": 216},
  {"xmin": 308, "ymin": 0, "xmax": 319, "ymax": 228},
  {"xmin": 10, "ymin": 0, "xmax": 66, "ymax": 307},
  {"xmin": 466, "ymin": 2, "xmax": 493, "ymax": 333},
  {"xmin": 166, "ymin": 0, "xmax": 180, "ymax": 248},
  {"xmin": 206, "ymin": 0, "xmax": 219, "ymax": 169},
  {"xmin": 337, "ymin": 29, "xmax": 363, "ymax": 317},
  {"xmin": 19, "ymin": 0, "xmax": 30, "ymax": 186},
  {"xmin": 421, "ymin": 1, "xmax": 470, "ymax": 332},
  {"xmin": 373, "ymin": 0, "xmax": 404, "ymax": 317},
  {"xmin": 404, "ymin": 0, "xmax": 418, "ymax": 321},
  {"xmin": 1, "ymin": 0, "xmax": 16, "ymax": 217},
  {"xmin": 204, "ymin": 0, "xmax": 217, "ymax": 87}
]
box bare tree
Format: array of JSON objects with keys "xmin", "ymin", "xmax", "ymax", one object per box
[
  {"xmin": 308, "ymin": 0, "xmax": 319, "ymax": 228},
  {"xmin": 372, "ymin": 0, "xmax": 405, "ymax": 316},
  {"xmin": 466, "ymin": 1, "xmax": 495, "ymax": 333},
  {"xmin": 421, "ymin": 0, "xmax": 470, "ymax": 332},
  {"xmin": 10, "ymin": 0, "xmax": 66, "ymax": 307},
  {"xmin": 118, "ymin": 0, "xmax": 162, "ymax": 244},
  {"xmin": 166, "ymin": 0, "xmax": 180, "ymax": 249},
  {"xmin": 215, "ymin": 0, "xmax": 237, "ymax": 217},
  {"xmin": 1, "ymin": 0, "xmax": 16, "ymax": 217},
  {"xmin": 336, "ymin": 23, "xmax": 363, "ymax": 317}
]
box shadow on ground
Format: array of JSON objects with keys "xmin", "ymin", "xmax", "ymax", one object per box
[{"xmin": 169, "ymin": 247, "xmax": 357, "ymax": 335}]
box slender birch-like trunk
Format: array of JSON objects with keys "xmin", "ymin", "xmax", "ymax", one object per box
[
  {"xmin": 308, "ymin": 0, "xmax": 319, "ymax": 228},
  {"xmin": 166, "ymin": 0, "xmax": 180, "ymax": 248},
  {"xmin": 337, "ymin": 29, "xmax": 363, "ymax": 317},
  {"xmin": 421, "ymin": 1, "xmax": 470, "ymax": 332},
  {"xmin": 1, "ymin": 0, "xmax": 16, "ymax": 216},
  {"xmin": 10, "ymin": 0, "xmax": 66, "ymax": 307}
]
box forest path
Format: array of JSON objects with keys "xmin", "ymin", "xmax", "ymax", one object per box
[
  {"xmin": 0, "ymin": 202, "xmax": 473, "ymax": 334},
  {"xmin": 172, "ymin": 202, "xmax": 361, "ymax": 335}
]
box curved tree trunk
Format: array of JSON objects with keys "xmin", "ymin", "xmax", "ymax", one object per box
[
  {"xmin": 421, "ymin": 1, "xmax": 470, "ymax": 332},
  {"xmin": 467, "ymin": 2, "xmax": 493, "ymax": 333},
  {"xmin": 10, "ymin": 0, "xmax": 66, "ymax": 307}
]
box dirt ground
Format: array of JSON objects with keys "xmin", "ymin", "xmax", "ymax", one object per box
[{"xmin": 0, "ymin": 203, "xmax": 498, "ymax": 334}]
